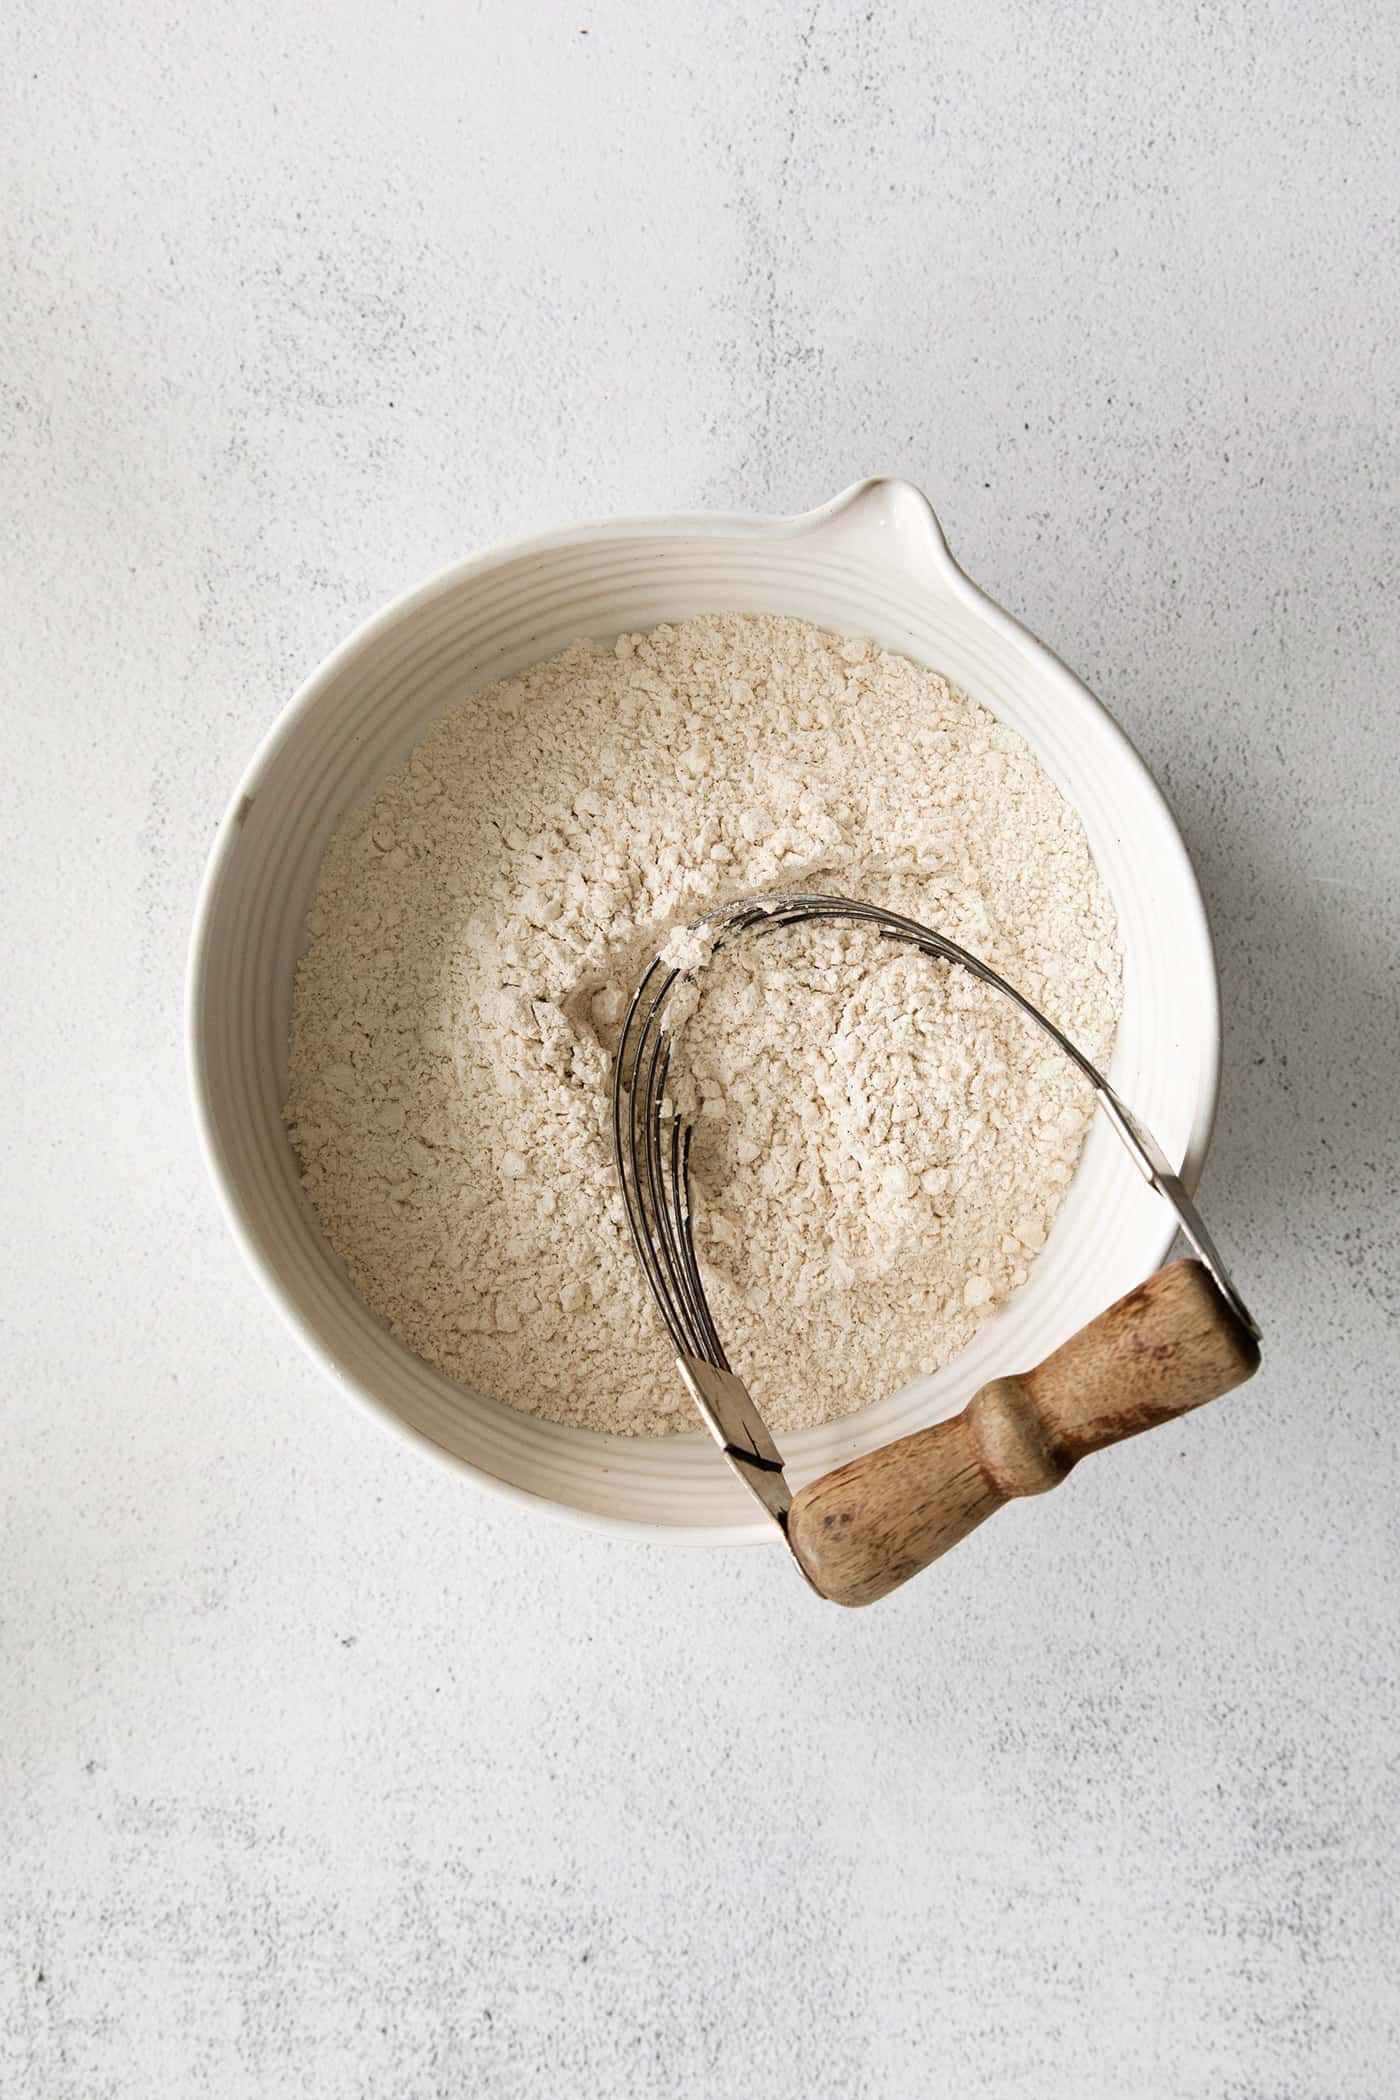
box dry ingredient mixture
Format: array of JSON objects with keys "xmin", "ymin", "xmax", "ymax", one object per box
[{"xmin": 286, "ymin": 615, "xmax": 1120, "ymax": 1436}]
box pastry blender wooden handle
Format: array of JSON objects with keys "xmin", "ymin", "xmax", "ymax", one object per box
[{"xmin": 786, "ymin": 1259, "xmax": 1260, "ymax": 1608}]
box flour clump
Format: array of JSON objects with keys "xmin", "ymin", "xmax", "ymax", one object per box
[{"xmin": 285, "ymin": 615, "xmax": 1120, "ymax": 1436}]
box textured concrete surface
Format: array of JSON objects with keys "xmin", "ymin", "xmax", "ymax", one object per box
[{"xmin": 4, "ymin": 3, "xmax": 1398, "ymax": 2094}]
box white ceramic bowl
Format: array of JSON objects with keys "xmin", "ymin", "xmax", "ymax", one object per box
[{"xmin": 188, "ymin": 479, "xmax": 1219, "ymax": 1542}]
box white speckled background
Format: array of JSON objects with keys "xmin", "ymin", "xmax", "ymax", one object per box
[{"xmin": 5, "ymin": 3, "xmax": 1398, "ymax": 2093}]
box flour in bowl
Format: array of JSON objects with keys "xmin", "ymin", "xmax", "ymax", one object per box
[{"xmin": 285, "ymin": 615, "xmax": 1120, "ymax": 1436}]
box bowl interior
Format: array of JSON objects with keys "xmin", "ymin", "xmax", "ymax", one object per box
[{"xmin": 189, "ymin": 490, "xmax": 1217, "ymax": 1538}]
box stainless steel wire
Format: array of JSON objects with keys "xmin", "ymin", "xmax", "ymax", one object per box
[{"xmin": 610, "ymin": 893, "xmax": 1260, "ymax": 1380}]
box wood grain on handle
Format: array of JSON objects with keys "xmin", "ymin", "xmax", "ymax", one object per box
[{"xmin": 786, "ymin": 1260, "xmax": 1260, "ymax": 1608}]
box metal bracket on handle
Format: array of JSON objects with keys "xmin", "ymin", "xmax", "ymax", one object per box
[
  {"xmin": 678, "ymin": 1357, "xmax": 792, "ymax": 1528},
  {"xmin": 1093, "ymin": 1087, "xmax": 1260, "ymax": 1342}
]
